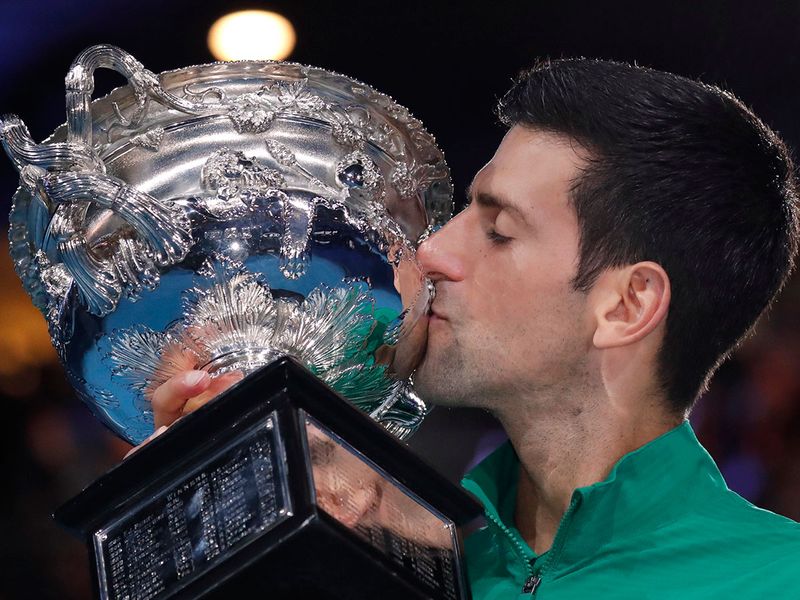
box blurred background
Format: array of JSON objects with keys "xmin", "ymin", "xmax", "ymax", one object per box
[{"xmin": 2, "ymin": 1, "xmax": 800, "ymax": 597}]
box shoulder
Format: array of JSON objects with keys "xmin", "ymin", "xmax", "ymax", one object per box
[
  {"xmin": 654, "ymin": 486, "xmax": 800, "ymax": 577},
  {"xmin": 604, "ymin": 492, "xmax": 800, "ymax": 597},
  {"xmin": 715, "ymin": 487, "xmax": 800, "ymax": 535},
  {"xmin": 714, "ymin": 488, "xmax": 800, "ymax": 556}
]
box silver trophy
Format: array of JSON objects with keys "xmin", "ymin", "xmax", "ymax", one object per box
[
  {"xmin": 1, "ymin": 44, "xmax": 452, "ymax": 444},
  {"xmin": 2, "ymin": 45, "xmax": 479, "ymax": 599}
]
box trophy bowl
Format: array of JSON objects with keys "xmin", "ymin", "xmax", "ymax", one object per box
[{"xmin": 1, "ymin": 44, "xmax": 453, "ymax": 445}]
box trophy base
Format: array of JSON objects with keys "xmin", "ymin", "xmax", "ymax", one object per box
[{"xmin": 55, "ymin": 357, "xmax": 481, "ymax": 600}]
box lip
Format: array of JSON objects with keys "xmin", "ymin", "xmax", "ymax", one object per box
[{"xmin": 428, "ymin": 306, "xmax": 448, "ymax": 322}]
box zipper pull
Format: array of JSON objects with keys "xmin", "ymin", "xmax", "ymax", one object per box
[
  {"xmin": 522, "ymin": 556, "xmax": 542, "ymax": 595},
  {"xmin": 522, "ymin": 573, "xmax": 541, "ymax": 595}
]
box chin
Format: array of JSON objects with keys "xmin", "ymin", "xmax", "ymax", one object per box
[
  {"xmin": 412, "ymin": 342, "xmax": 489, "ymax": 407},
  {"xmin": 413, "ymin": 363, "xmax": 450, "ymax": 405},
  {"xmin": 413, "ymin": 365, "xmax": 478, "ymax": 408}
]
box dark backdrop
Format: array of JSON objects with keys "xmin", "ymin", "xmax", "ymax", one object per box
[{"xmin": 2, "ymin": 2, "xmax": 800, "ymax": 598}]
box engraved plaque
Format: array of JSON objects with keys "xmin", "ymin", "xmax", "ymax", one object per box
[
  {"xmin": 93, "ymin": 415, "xmax": 290, "ymax": 600},
  {"xmin": 305, "ymin": 415, "xmax": 462, "ymax": 600}
]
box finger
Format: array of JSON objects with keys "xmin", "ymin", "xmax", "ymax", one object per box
[
  {"xmin": 182, "ymin": 370, "xmax": 245, "ymax": 415},
  {"xmin": 124, "ymin": 425, "xmax": 168, "ymax": 459},
  {"xmin": 151, "ymin": 370, "xmax": 211, "ymax": 429}
]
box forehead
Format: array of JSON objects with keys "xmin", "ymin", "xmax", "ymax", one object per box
[{"xmin": 471, "ymin": 126, "xmax": 585, "ymax": 216}]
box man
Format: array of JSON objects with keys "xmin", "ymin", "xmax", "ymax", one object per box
[{"xmin": 147, "ymin": 59, "xmax": 800, "ymax": 598}]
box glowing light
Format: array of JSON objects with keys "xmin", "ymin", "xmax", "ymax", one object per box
[{"xmin": 208, "ymin": 10, "xmax": 296, "ymax": 62}]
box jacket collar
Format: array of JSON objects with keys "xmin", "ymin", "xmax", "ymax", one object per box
[{"xmin": 461, "ymin": 421, "xmax": 727, "ymax": 571}]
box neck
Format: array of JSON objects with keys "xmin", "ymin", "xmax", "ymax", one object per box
[{"xmin": 494, "ymin": 384, "xmax": 681, "ymax": 555}]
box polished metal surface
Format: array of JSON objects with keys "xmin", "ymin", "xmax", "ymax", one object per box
[{"xmin": 1, "ymin": 45, "xmax": 452, "ymax": 444}]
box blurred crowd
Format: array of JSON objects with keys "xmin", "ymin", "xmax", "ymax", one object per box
[{"xmin": 1, "ymin": 270, "xmax": 799, "ymax": 599}]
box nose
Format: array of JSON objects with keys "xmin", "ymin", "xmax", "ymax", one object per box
[{"xmin": 416, "ymin": 210, "xmax": 468, "ymax": 282}]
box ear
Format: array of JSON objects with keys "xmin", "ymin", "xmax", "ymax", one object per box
[{"xmin": 592, "ymin": 262, "xmax": 671, "ymax": 349}]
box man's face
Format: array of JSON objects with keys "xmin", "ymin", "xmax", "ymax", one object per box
[{"xmin": 413, "ymin": 126, "xmax": 594, "ymax": 410}]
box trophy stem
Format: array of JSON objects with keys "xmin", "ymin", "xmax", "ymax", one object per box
[{"xmin": 200, "ymin": 348, "xmax": 285, "ymax": 376}]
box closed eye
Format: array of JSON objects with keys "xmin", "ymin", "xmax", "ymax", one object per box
[{"xmin": 487, "ymin": 228, "xmax": 512, "ymax": 245}]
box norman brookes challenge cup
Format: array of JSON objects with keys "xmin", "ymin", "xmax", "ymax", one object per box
[{"xmin": 1, "ymin": 45, "xmax": 480, "ymax": 599}]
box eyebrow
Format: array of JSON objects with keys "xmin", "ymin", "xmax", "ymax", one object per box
[{"xmin": 466, "ymin": 183, "xmax": 529, "ymax": 224}]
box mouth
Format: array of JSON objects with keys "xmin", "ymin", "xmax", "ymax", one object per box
[
  {"xmin": 425, "ymin": 282, "xmax": 448, "ymax": 325},
  {"xmin": 428, "ymin": 305, "xmax": 447, "ymax": 322}
]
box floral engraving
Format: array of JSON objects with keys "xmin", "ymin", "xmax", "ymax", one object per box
[
  {"xmin": 108, "ymin": 273, "xmax": 399, "ymax": 412},
  {"xmin": 200, "ymin": 149, "xmax": 285, "ymax": 218},
  {"xmin": 229, "ymin": 92, "xmax": 277, "ymax": 133},
  {"xmin": 227, "ymin": 80, "xmax": 329, "ymax": 134},
  {"xmin": 129, "ymin": 127, "xmax": 165, "ymax": 151}
]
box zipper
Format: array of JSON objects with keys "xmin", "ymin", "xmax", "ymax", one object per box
[
  {"xmin": 483, "ymin": 507, "xmax": 535, "ymax": 567},
  {"xmin": 544, "ymin": 493, "xmax": 579, "ymax": 569},
  {"xmin": 481, "ymin": 508, "xmax": 542, "ymax": 595},
  {"xmin": 521, "ymin": 492, "xmax": 583, "ymax": 596},
  {"xmin": 461, "ymin": 474, "xmax": 582, "ymax": 598},
  {"xmin": 522, "ymin": 560, "xmax": 541, "ymax": 595}
]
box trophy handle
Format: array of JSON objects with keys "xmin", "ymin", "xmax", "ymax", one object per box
[
  {"xmin": 65, "ymin": 44, "xmax": 222, "ymax": 148},
  {"xmin": 1, "ymin": 45, "xmax": 200, "ymax": 321}
]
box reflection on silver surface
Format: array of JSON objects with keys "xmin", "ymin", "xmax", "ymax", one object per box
[
  {"xmin": 305, "ymin": 416, "xmax": 462, "ymax": 599},
  {"xmin": 1, "ymin": 45, "xmax": 452, "ymax": 444}
]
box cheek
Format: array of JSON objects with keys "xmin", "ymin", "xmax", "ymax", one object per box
[
  {"xmin": 480, "ymin": 243, "xmax": 572, "ymax": 299},
  {"xmin": 474, "ymin": 248, "xmax": 582, "ymax": 341}
]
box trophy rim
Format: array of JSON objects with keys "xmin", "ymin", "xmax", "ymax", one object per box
[{"xmin": 37, "ymin": 57, "xmax": 453, "ymax": 227}]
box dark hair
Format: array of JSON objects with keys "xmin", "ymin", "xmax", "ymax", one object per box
[{"xmin": 497, "ymin": 58, "xmax": 799, "ymax": 413}]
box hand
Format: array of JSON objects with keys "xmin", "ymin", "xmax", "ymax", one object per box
[
  {"xmin": 124, "ymin": 369, "xmax": 243, "ymax": 458},
  {"xmin": 150, "ymin": 370, "xmax": 243, "ymax": 429}
]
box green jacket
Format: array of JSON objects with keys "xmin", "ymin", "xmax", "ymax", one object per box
[{"xmin": 460, "ymin": 421, "xmax": 800, "ymax": 599}]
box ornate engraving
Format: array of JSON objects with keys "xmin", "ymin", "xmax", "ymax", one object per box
[
  {"xmin": 277, "ymin": 194, "xmax": 314, "ymax": 279},
  {"xmin": 264, "ymin": 139, "xmax": 297, "ymax": 167},
  {"xmin": 182, "ymin": 82, "xmax": 227, "ymax": 104},
  {"xmin": 58, "ymin": 234, "xmax": 120, "ymax": 316},
  {"xmin": 227, "ymin": 80, "xmax": 328, "ymax": 134},
  {"xmin": 108, "ymin": 273, "xmax": 399, "ymax": 414},
  {"xmin": 129, "ymin": 127, "xmax": 165, "ymax": 151},
  {"xmin": 65, "ymin": 45, "xmax": 224, "ymax": 148},
  {"xmin": 32, "ymin": 170, "xmax": 193, "ymax": 315},
  {"xmin": 112, "ymin": 238, "xmax": 159, "ymax": 300},
  {"xmin": 0, "ymin": 115, "xmax": 104, "ymax": 173},
  {"xmin": 271, "ymin": 79, "xmax": 328, "ymax": 113},
  {"xmin": 229, "ymin": 92, "xmax": 277, "ymax": 134},
  {"xmin": 200, "ymin": 149, "xmax": 285, "ymax": 218},
  {"xmin": 336, "ymin": 150, "xmax": 385, "ymax": 197},
  {"xmin": 392, "ymin": 159, "xmax": 444, "ymax": 199},
  {"xmin": 34, "ymin": 250, "xmax": 73, "ymax": 333},
  {"xmin": 36, "ymin": 251, "xmax": 72, "ymax": 300}
]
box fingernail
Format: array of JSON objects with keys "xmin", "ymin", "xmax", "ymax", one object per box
[
  {"xmin": 148, "ymin": 425, "xmax": 168, "ymax": 441},
  {"xmin": 184, "ymin": 371, "xmax": 207, "ymax": 386}
]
